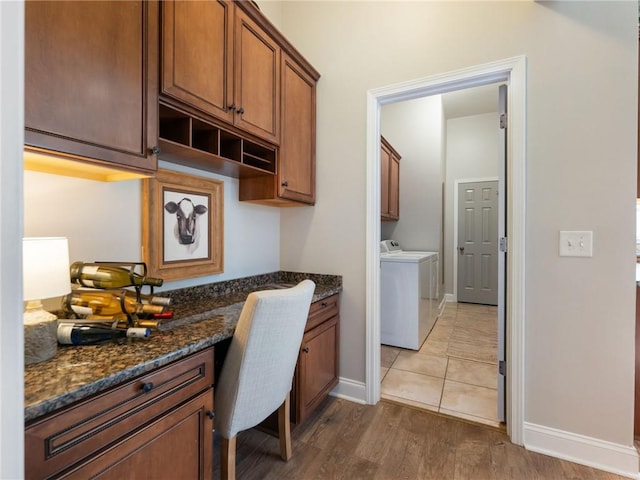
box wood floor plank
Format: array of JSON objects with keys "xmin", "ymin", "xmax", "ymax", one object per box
[{"xmin": 217, "ymin": 397, "xmax": 631, "ymax": 480}]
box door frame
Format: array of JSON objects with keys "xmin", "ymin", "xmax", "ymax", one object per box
[
  {"xmin": 365, "ymin": 56, "xmax": 526, "ymax": 445},
  {"xmin": 453, "ymin": 177, "xmax": 500, "ymax": 303}
]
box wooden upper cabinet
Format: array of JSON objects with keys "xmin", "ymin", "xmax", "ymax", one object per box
[
  {"xmin": 234, "ymin": 8, "xmax": 281, "ymax": 144},
  {"xmin": 161, "ymin": 0, "xmax": 234, "ymax": 125},
  {"xmin": 278, "ymin": 53, "xmax": 316, "ymax": 204},
  {"xmin": 381, "ymin": 136, "xmax": 400, "ymax": 221},
  {"xmin": 239, "ymin": 52, "xmax": 317, "ymax": 205},
  {"xmin": 25, "ymin": 1, "xmax": 158, "ymax": 174},
  {"xmin": 161, "ymin": 1, "xmax": 279, "ymax": 145}
]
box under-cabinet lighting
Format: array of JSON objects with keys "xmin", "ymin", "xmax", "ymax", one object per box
[{"xmin": 24, "ymin": 149, "xmax": 152, "ymax": 182}]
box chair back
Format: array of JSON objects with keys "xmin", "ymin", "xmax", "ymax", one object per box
[{"xmin": 216, "ymin": 280, "xmax": 315, "ymax": 438}]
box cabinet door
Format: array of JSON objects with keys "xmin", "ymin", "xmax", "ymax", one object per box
[
  {"xmin": 279, "ymin": 53, "xmax": 316, "ymax": 204},
  {"xmin": 25, "ymin": 1, "xmax": 157, "ymax": 172},
  {"xmin": 234, "ymin": 8, "xmax": 280, "ymax": 144},
  {"xmin": 389, "ymin": 153, "xmax": 400, "ymax": 219},
  {"xmin": 297, "ymin": 316, "xmax": 339, "ymax": 423},
  {"xmin": 380, "ymin": 141, "xmax": 392, "ymax": 218},
  {"xmin": 161, "ymin": 0, "xmax": 234, "ymax": 124},
  {"xmin": 60, "ymin": 392, "xmax": 214, "ymax": 480}
]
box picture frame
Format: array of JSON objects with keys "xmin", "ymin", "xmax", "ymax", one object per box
[{"xmin": 142, "ymin": 169, "xmax": 224, "ymax": 281}]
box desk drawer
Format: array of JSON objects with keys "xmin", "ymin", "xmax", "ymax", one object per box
[
  {"xmin": 306, "ymin": 294, "xmax": 339, "ymax": 332},
  {"xmin": 26, "ymin": 347, "xmax": 214, "ymax": 480}
]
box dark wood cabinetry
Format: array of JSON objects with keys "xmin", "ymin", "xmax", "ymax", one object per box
[
  {"xmin": 25, "ymin": 348, "xmax": 214, "ymax": 480},
  {"xmin": 161, "ymin": 0, "xmax": 234, "ymax": 125},
  {"xmin": 25, "ymin": 0, "xmax": 158, "ymax": 175},
  {"xmin": 381, "ymin": 136, "xmax": 401, "ymax": 221},
  {"xmin": 161, "ymin": 0, "xmax": 279, "ymax": 145},
  {"xmin": 295, "ymin": 294, "xmax": 340, "ymax": 424},
  {"xmin": 240, "ymin": 52, "xmax": 318, "ymax": 205}
]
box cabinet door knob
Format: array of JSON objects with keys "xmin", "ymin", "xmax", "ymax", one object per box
[
  {"xmin": 228, "ymin": 103, "xmax": 236, "ymax": 111},
  {"xmin": 141, "ymin": 382, "xmax": 154, "ymax": 393},
  {"xmin": 206, "ymin": 411, "xmax": 215, "ymax": 420},
  {"xmin": 281, "ymin": 181, "xmax": 289, "ymax": 188},
  {"xmin": 302, "ymin": 347, "xmax": 309, "ymax": 353},
  {"xmin": 237, "ymin": 107, "xmax": 245, "ymax": 115},
  {"xmin": 150, "ymin": 145, "xmax": 160, "ymax": 155},
  {"xmin": 321, "ymin": 302, "xmax": 328, "ymax": 308}
]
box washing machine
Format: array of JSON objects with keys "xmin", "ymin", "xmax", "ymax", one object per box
[{"xmin": 380, "ymin": 240, "xmax": 439, "ymax": 350}]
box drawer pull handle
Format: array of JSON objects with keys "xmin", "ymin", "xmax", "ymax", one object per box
[
  {"xmin": 141, "ymin": 382, "xmax": 154, "ymax": 393},
  {"xmin": 206, "ymin": 411, "xmax": 216, "ymax": 420},
  {"xmin": 302, "ymin": 347, "xmax": 309, "ymax": 353},
  {"xmin": 321, "ymin": 302, "xmax": 328, "ymax": 308}
]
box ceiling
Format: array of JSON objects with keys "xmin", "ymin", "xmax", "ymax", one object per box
[{"xmin": 441, "ymin": 83, "xmax": 501, "ymax": 119}]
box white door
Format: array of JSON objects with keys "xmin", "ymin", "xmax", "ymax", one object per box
[{"xmin": 457, "ymin": 180, "xmax": 499, "ymax": 305}]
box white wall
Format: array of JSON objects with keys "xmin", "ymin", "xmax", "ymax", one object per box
[
  {"xmin": 444, "ymin": 112, "xmax": 500, "ymax": 295},
  {"xmin": 24, "ymin": 161, "xmax": 281, "ymax": 293},
  {"xmin": 269, "ymin": 0, "xmax": 637, "ymax": 461},
  {"xmin": 380, "ymin": 95, "xmax": 443, "ymax": 252}
]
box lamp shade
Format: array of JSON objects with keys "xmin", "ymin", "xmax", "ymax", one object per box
[{"xmin": 23, "ymin": 237, "xmax": 71, "ymax": 301}]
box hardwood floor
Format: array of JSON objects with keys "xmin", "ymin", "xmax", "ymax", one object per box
[{"xmin": 213, "ymin": 396, "xmax": 626, "ymax": 479}]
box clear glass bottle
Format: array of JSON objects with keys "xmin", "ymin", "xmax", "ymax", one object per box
[
  {"xmin": 63, "ymin": 290, "xmax": 165, "ymax": 316},
  {"xmin": 69, "ymin": 262, "xmax": 163, "ymax": 289}
]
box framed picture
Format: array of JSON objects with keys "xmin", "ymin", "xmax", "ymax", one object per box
[{"xmin": 142, "ymin": 169, "xmax": 224, "ymax": 281}]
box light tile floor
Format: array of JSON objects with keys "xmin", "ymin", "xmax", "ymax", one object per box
[{"xmin": 381, "ymin": 302, "xmax": 501, "ymax": 428}]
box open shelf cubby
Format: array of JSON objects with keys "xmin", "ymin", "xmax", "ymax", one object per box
[{"xmin": 158, "ymin": 103, "xmax": 276, "ymax": 178}]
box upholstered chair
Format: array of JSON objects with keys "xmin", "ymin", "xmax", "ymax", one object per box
[{"xmin": 215, "ymin": 279, "xmax": 316, "ymax": 480}]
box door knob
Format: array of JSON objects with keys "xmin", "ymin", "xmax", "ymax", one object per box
[{"xmin": 458, "ymin": 246, "xmax": 465, "ymax": 255}]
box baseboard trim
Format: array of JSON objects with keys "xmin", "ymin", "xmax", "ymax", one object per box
[
  {"xmin": 444, "ymin": 293, "xmax": 456, "ymax": 303},
  {"xmin": 524, "ymin": 422, "xmax": 639, "ymax": 479},
  {"xmin": 329, "ymin": 377, "xmax": 366, "ymax": 404}
]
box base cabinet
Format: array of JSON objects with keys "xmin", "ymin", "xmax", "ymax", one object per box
[
  {"xmin": 295, "ymin": 294, "xmax": 340, "ymax": 424},
  {"xmin": 25, "ymin": 348, "xmax": 215, "ymax": 480},
  {"xmin": 59, "ymin": 392, "xmax": 213, "ymax": 480}
]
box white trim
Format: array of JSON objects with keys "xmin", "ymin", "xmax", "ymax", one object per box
[
  {"xmin": 366, "ymin": 56, "xmax": 527, "ymax": 446},
  {"xmin": 330, "ymin": 378, "xmax": 367, "ymax": 404},
  {"xmin": 0, "ymin": 2, "xmax": 25, "ymax": 478},
  {"xmin": 524, "ymin": 422, "xmax": 640, "ymax": 479},
  {"xmin": 452, "ymin": 176, "xmax": 499, "ymax": 301},
  {"xmin": 444, "ymin": 293, "xmax": 456, "ymax": 303}
]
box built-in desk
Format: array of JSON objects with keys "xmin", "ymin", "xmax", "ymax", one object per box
[{"xmin": 24, "ymin": 271, "xmax": 341, "ymax": 479}]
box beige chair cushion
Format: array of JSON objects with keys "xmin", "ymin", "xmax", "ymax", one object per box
[{"xmin": 216, "ymin": 280, "xmax": 315, "ymax": 438}]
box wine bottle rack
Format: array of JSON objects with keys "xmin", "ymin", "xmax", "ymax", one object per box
[{"xmin": 158, "ymin": 103, "xmax": 276, "ymax": 178}]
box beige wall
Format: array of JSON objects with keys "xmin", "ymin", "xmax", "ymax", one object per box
[
  {"xmin": 380, "ymin": 95, "xmax": 444, "ymax": 253},
  {"xmin": 268, "ymin": 1, "xmax": 637, "ymax": 448},
  {"xmin": 445, "ymin": 112, "xmax": 500, "ymax": 296}
]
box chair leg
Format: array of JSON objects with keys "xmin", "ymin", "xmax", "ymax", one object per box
[
  {"xmin": 221, "ymin": 435, "xmax": 237, "ymax": 480},
  {"xmin": 278, "ymin": 392, "xmax": 292, "ymax": 461}
]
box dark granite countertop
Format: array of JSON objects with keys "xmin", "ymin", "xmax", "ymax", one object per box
[{"xmin": 24, "ymin": 271, "xmax": 341, "ymax": 423}]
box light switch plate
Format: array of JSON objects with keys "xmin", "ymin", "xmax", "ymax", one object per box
[{"xmin": 559, "ymin": 231, "xmax": 593, "ymax": 257}]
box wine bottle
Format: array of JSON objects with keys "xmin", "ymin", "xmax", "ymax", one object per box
[
  {"xmin": 70, "ymin": 262, "xmax": 163, "ymax": 289},
  {"xmin": 82, "ymin": 316, "xmax": 163, "ymax": 330},
  {"xmin": 57, "ymin": 324, "xmax": 150, "ymax": 345},
  {"xmin": 63, "ymin": 290, "xmax": 164, "ymax": 316},
  {"xmin": 122, "ymin": 290, "xmax": 171, "ymax": 307}
]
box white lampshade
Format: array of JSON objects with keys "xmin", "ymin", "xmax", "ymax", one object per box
[{"xmin": 23, "ymin": 237, "xmax": 71, "ymax": 301}]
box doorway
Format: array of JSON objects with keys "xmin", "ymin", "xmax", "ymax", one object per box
[{"xmin": 365, "ymin": 56, "xmax": 526, "ymax": 444}]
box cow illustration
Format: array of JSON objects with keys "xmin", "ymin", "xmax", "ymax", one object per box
[{"xmin": 164, "ymin": 197, "xmax": 208, "ymax": 253}]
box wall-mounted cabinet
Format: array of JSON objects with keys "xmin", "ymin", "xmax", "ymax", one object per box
[
  {"xmin": 25, "ymin": 0, "xmax": 158, "ymax": 175},
  {"xmin": 381, "ymin": 136, "xmax": 401, "ymax": 221},
  {"xmin": 240, "ymin": 52, "xmax": 317, "ymax": 205},
  {"xmin": 161, "ymin": 0, "xmax": 280, "ymax": 145}
]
